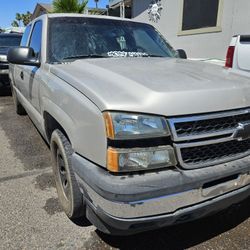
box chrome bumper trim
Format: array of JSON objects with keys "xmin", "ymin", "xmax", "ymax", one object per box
[
  {"xmin": 0, "ymin": 69, "xmax": 9, "ymax": 75},
  {"xmin": 83, "ymin": 173, "xmax": 250, "ymax": 219}
]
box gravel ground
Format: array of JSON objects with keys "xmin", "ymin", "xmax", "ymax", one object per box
[{"xmin": 0, "ymin": 92, "xmax": 249, "ymax": 250}]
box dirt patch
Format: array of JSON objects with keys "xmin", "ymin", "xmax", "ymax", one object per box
[
  {"xmin": 35, "ymin": 172, "xmax": 56, "ymax": 190},
  {"xmin": 43, "ymin": 197, "xmax": 63, "ymax": 215}
]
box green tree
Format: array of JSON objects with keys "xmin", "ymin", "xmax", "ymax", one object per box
[
  {"xmin": 15, "ymin": 13, "xmax": 22, "ymax": 26},
  {"xmin": 11, "ymin": 11, "xmax": 32, "ymax": 27},
  {"xmin": 11, "ymin": 20, "xmax": 19, "ymax": 27},
  {"xmin": 21, "ymin": 11, "xmax": 32, "ymax": 26},
  {"xmin": 52, "ymin": 0, "xmax": 88, "ymax": 13}
]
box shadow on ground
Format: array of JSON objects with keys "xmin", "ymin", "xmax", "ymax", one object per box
[
  {"xmin": 0, "ymin": 95, "xmax": 52, "ymax": 171},
  {"xmin": 83, "ymin": 197, "xmax": 250, "ymax": 250}
]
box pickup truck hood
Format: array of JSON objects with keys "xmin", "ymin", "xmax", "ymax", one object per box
[{"xmin": 50, "ymin": 58, "xmax": 250, "ymax": 116}]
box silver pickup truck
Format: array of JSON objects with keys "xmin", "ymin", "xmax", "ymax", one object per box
[{"xmin": 8, "ymin": 14, "xmax": 250, "ymax": 235}]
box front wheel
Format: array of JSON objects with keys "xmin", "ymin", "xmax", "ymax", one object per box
[{"xmin": 50, "ymin": 129, "xmax": 85, "ymax": 219}]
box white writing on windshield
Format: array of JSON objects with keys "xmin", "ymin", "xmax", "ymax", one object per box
[{"xmin": 107, "ymin": 51, "xmax": 149, "ymax": 58}]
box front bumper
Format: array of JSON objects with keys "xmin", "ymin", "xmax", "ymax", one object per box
[{"xmin": 72, "ymin": 153, "xmax": 250, "ymax": 235}]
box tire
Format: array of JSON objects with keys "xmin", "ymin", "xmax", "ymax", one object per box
[
  {"xmin": 12, "ymin": 88, "xmax": 26, "ymax": 115},
  {"xmin": 50, "ymin": 129, "xmax": 85, "ymax": 219}
]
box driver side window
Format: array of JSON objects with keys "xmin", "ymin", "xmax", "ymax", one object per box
[
  {"xmin": 20, "ymin": 25, "xmax": 31, "ymax": 46},
  {"xmin": 29, "ymin": 21, "xmax": 42, "ymax": 57}
]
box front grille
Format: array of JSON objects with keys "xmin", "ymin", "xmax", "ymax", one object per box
[
  {"xmin": 168, "ymin": 108, "xmax": 250, "ymax": 169},
  {"xmin": 0, "ymin": 62, "xmax": 8, "ymax": 70},
  {"xmin": 181, "ymin": 139, "xmax": 250, "ymax": 166},
  {"xmin": 175, "ymin": 113, "xmax": 250, "ymax": 137}
]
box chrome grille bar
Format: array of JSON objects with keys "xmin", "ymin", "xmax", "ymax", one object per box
[
  {"xmin": 168, "ymin": 108, "xmax": 250, "ymax": 169},
  {"xmin": 168, "ymin": 108, "xmax": 250, "ymax": 142}
]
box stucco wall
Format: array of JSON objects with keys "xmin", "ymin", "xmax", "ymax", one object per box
[{"xmin": 132, "ymin": 0, "xmax": 250, "ymax": 59}]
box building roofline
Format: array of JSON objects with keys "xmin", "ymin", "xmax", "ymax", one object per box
[{"xmin": 32, "ymin": 3, "xmax": 53, "ymax": 20}]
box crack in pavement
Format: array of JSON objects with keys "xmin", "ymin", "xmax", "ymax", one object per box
[{"xmin": 0, "ymin": 169, "xmax": 51, "ymax": 184}]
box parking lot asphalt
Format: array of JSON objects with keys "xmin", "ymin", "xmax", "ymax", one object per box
[{"xmin": 0, "ymin": 91, "xmax": 249, "ymax": 250}]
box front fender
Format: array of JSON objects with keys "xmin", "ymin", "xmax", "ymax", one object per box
[
  {"xmin": 41, "ymin": 97, "xmax": 75, "ymax": 145},
  {"xmin": 40, "ymin": 83, "xmax": 107, "ymax": 168}
]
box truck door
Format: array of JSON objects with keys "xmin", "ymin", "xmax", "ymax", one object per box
[
  {"xmin": 19, "ymin": 20, "xmax": 43, "ymax": 113},
  {"xmin": 14, "ymin": 24, "xmax": 31, "ymax": 96}
]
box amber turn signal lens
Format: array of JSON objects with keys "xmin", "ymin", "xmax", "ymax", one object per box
[
  {"xmin": 107, "ymin": 146, "xmax": 176, "ymax": 173},
  {"xmin": 107, "ymin": 148, "xmax": 119, "ymax": 172},
  {"xmin": 103, "ymin": 112, "xmax": 115, "ymax": 139}
]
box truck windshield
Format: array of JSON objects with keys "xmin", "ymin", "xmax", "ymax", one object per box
[
  {"xmin": 0, "ymin": 36, "xmax": 22, "ymax": 47},
  {"xmin": 48, "ymin": 17, "xmax": 176, "ymax": 63}
]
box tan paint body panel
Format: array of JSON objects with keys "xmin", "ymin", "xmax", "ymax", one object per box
[{"xmin": 51, "ymin": 58, "xmax": 250, "ymax": 116}]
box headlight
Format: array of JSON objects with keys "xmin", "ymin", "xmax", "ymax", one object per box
[
  {"xmin": 0, "ymin": 55, "xmax": 7, "ymax": 62},
  {"xmin": 107, "ymin": 146, "xmax": 176, "ymax": 172},
  {"xmin": 104, "ymin": 112, "xmax": 176, "ymax": 172},
  {"xmin": 103, "ymin": 112, "xmax": 170, "ymax": 139}
]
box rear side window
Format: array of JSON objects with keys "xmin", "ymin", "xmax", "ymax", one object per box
[
  {"xmin": 29, "ymin": 21, "xmax": 42, "ymax": 57},
  {"xmin": 20, "ymin": 25, "xmax": 31, "ymax": 46}
]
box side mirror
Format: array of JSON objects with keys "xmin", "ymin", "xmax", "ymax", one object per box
[
  {"xmin": 176, "ymin": 49, "xmax": 187, "ymax": 59},
  {"xmin": 7, "ymin": 47, "xmax": 40, "ymax": 67}
]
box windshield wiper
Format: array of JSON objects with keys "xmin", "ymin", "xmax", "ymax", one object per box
[{"xmin": 62, "ymin": 54, "xmax": 108, "ymax": 60}]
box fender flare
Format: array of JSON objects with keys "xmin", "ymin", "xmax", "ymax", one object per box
[{"xmin": 41, "ymin": 97, "xmax": 75, "ymax": 147}]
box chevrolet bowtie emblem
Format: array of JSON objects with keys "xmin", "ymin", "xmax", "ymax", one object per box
[{"xmin": 233, "ymin": 122, "xmax": 250, "ymax": 141}]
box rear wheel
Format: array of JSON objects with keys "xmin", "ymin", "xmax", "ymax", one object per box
[
  {"xmin": 12, "ymin": 88, "xmax": 26, "ymax": 115},
  {"xmin": 50, "ymin": 129, "xmax": 85, "ymax": 219}
]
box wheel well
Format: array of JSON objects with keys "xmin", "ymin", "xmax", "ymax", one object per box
[{"xmin": 44, "ymin": 112, "xmax": 70, "ymax": 143}]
